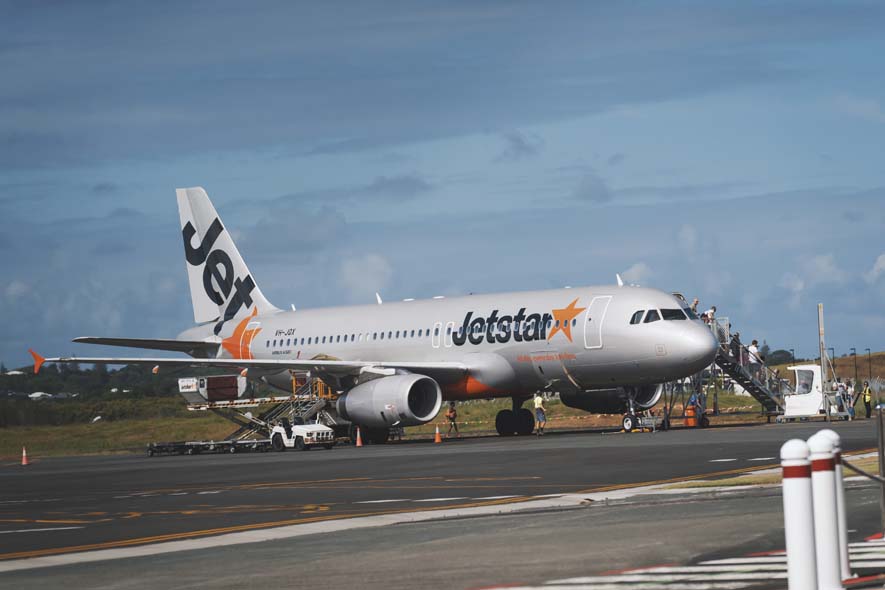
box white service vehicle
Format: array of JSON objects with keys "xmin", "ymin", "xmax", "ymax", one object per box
[
  {"xmin": 780, "ymin": 364, "xmax": 850, "ymax": 421},
  {"xmin": 270, "ymin": 418, "xmax": 336, "ymax": 451}
]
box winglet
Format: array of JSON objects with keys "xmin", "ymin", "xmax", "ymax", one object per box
[
  {"xmin": 616, "ymin": 273, "xmax": 624, "ymax": 287},
  {"xmin": 375, "ymin": 292, "xmax": 383, "ymax": 305},
  {"xmin": 29, "ymin": 349, "xmax": 45, "ymax": 374}
]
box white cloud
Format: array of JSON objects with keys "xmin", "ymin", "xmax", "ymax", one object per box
[
  {"xmin": 677, "ymin": 224, "xmax": 698, "ymax": 256},
  {"xmin": 779, "ymin": 272, "xmax": 806, "ymax": 310},
  {"xmin": 622, "ymin": 262, "xmax": 652, "ymax": 284},
  {"xmin": 833, "ymin": 94, "xmax": 885, "ymax": 124},
  {"xmin": 802, "ymin": 253, "xmax": 846, "ymax": 285},
  {"xmin": 865, "ymin": 253, "xmax": 885, "ymax": 284},
  {"xmin": 338, "ymin": 254, "xmax": 393, "ymax": 300},
  {"xmin": 5, "ymin": 280, "xmax": 29, "ymax": 299}
]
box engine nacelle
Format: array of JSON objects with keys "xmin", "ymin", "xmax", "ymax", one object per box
[
  {"xmin": 336, "ymin": 374, "xmax": 442, "ymax": 429},
  {"xmin": 559, "ymin": 384, "xmax": 664, "ymax": 414}
]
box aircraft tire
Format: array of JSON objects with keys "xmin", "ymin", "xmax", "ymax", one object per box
[
  {"xmin": 516, "ymin": 408, "xmax": 535, "ymax": 435},
  {"xmin": 272, "ymin": 434, "xmax": 285, "ymax": 452},
  {"xmin": 495, "ymin": 409, "xmax": 516, "ymax": 436},
  {"xmin": 622, "ymin": 414, "xmax": 636, "ymax": 432}
]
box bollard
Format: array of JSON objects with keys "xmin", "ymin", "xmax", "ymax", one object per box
[
  {"xmin": 781, "ymin": 438, "xmax": 817, "ymax": 590},
  {"xmin": 809, "ymin": 432, "xmax": 845, "ymax": 590},
  {"xmin": 818, "ymin": 429, "xmax": 851, "ymax": 581}
]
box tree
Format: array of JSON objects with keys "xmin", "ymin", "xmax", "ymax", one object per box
[{"xmin": 760, "ymin": 340, "xmax": 771, "ymax": 360}]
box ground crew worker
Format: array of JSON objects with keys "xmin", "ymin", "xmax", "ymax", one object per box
[
  {"xmin": 533, "ymin": 393, "xmax": 547, "ymax": 436},
  {"xmin": 445, "ymin": 401, "xmax": 460, "ymax": 438},
  {"xmin": 862, "ymin": 381, "xmax": 873, "ymax": 419}
]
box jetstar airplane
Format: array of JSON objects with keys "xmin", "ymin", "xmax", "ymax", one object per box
[{"xmin": 31, "ymin": 187, "xmax": 718, "ymax": 441}]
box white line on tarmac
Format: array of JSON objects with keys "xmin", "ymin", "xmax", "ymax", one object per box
[
  {"xmin": 475, "ymin": 495, "xmax": 518, "ymax": 500},
  {"xmin": 504, "ymin": 583, "xmax": 750, "ymax": 590},
  {"xmin": 708, "ymin": 459, "xmax": 737, "ymax": 463},
  {"xmin": 197, "ymin": 490, "xmax": 223, "ymax": 495},
  {"xmin": 413, "ymin": 497, "xmax": 466, "ymax": 502},
  {"xmin": 747, "ymin": 457, "xmax": 775, "ymax": 461},
  {"xmin": 354, "ymin": 499, "xmax": 411, "ymax": 504},
  {"xmin": 168, "ymin": 492, "xmax": 188, "ymax": 496},
  {"xmin": 552, "ymin": 573, "xmax": 788, "ymax": 582},
  {"xmin": 0, "ymin": 527, "xmax": 83, "ymax": 535}
]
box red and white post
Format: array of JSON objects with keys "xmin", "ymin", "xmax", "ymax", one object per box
[
  {"xmin": 809, "ymin": 432, "xmax": 845, "ymax": 590},
  {"xmin": 781, "ymin": 438, "xmax": 817, "ymax": 590},
  {"xmin": 819, "ymin": 429, "xmax": 851, "ymax": 581}
]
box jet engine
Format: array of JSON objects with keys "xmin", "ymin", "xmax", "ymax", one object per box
[
  {"xmin": 559, "ymin": 384, "xmax": 664, "ymax": 414},
  {"xmin": 336, "ymin": 374, "xmax": 443, "ymax": 429}
]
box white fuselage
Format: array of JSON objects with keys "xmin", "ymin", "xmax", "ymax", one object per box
[{"xmin": 181, "ymin": 284, "xmax": 718, "ymax": 400}]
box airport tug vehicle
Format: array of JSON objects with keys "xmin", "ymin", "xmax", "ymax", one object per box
[{"xmin": 270, "ymin": 418, "xmax": 336, "ymax": 451}]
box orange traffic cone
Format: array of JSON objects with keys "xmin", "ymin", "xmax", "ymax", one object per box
[
  {"xmin": 355, "ymin": 427, "xmax": 363, "ymax": 447},
  {"xmin": 21, "ymin": 446, "xmax": 29, "ymax": 466},
  {"xmin": 434, "ymin": 425, "xmax": 442, "ymax": 444}
]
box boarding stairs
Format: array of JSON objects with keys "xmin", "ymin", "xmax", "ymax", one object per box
[
  {"xmin": 223, "ymin": 378, "xmax": 338, "ymax": 440},
  {"xmin": 709, "ymin": 318, "xmax": 787, "ymax": 416}
]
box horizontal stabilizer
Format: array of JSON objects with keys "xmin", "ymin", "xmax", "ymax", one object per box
[{"xmin": 73, "ymin": 337, "xmax": 220, "ymax": 356}]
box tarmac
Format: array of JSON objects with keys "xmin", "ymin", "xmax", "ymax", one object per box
[{"xmin": 0, "ymin": 419, "xmax": 881, "ymax": 589}]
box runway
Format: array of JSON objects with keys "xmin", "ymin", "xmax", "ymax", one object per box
[{"xmin": 0, "ymin": 420, "xmax": 879, "ymax": 588}]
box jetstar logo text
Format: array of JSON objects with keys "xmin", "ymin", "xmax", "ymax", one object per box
[
  {"xmin": 451, "ymin": 299, "xmax": 587, "ymax": 346},
  {"xmin": 182, "ymin": 217, "xmax": 256, "ymax": 335}
]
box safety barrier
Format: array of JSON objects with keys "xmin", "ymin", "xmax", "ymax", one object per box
[{"xmin": 781, "ymin": 429, "xmax": 855, "ymax": 590}]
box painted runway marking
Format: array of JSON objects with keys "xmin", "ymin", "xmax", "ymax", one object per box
[
  {"xmin": 475, "ymin": 495, "xmax": 518, "ymax": 500},
  {"xmin": 197, "ymin": 491, "xmax": 223, "ymax": 495},
  {"xmin": 708, "ymin": 458, "xmax": 737, "ymax": 463},
  {"xmin": 0, "ymin": 526, "xmax": 83, "ymax": 535},
  {"xmin": 493, "ymin": 537, "xmax": 885, "ymax": 589},
  {"xmin": 169, "ymin": 492, "xmax": 188, "ymax": 496},
  {"xmin": 354, "ymin": 499, "xmax": 411, "ymax": 504},
  {"xmin": 747, "ymin": 457, "xmax": 775, "ymax": 461},
  {"xmin": 413, "ymin": 497, "xmax": 467, "ymax": 502}
]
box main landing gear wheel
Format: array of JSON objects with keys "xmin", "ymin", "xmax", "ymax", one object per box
[
  {"xmin": 622, "ymin": 414, "xmax": 637, "ymax": 432},
  {"xmin": 516, "ymin": 408, "xmax": 535, "ymax": 435},
  {"xmin": 495, "ymin": 409, "xmax": 516, "ymax": 436}
]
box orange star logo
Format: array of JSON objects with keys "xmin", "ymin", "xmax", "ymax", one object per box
[
  {"xmin": 547, "ymin": 298, "xmax": 586, "ymax": 342},
  {"xmin": 221, "ymin": 308, "xmax": 262, "ymax": 359}
]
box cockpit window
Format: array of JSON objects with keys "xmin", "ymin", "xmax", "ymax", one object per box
[
  {"xmin": 682, "ymin": 307, "xmax": 699, "ymax": 320},
  {"xmin": 629, "ymin": 310, "xmax": 645, "ymax": 325},
  {"xmin": 661, "ymin": 308, "xmax": 687, "ymax": 320},
  {"xmin": 643, "ymin": 309, "xmax": 661, "ymax": 323}
]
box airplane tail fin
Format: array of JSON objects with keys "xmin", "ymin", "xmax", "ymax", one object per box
[{"xmin": 176, "ymin": 187, "xmax": 279, "ymax": 334}]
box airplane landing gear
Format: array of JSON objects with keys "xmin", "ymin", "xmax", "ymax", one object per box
[
  {"xmin": 622, "ymin": 414, "xmax": 636, "ymax": 432},
  {"xmin": 495, "ymin": 398, "xmax": 535, "ymax": 436}
]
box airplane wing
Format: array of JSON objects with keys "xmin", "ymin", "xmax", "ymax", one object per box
[
  {"xmin": 28, "ymin": 350, "xmax": 467, "ymax": 378},
  {"xmin": 73, "ymin": 337, "xmax": 220, "ymax": 356}
]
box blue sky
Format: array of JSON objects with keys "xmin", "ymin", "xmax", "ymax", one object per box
[{"xmin": 2, "ymin": 1, "xmax": 885, "ymax": 368}]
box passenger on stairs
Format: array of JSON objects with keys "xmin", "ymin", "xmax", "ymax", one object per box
[{"xmin": 747, "ymin": 340, "xmax": 761, "ymax": 381}]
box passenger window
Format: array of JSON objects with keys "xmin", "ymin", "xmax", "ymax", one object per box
[
  {"xmin": 434, "ymin": 327, "xmax": 440, "ymax": 336},
  {"xmin": 380, "ymin": 332, "xmax": 385, "ymax": 340},
  {"xmin": 411, "ymin": 330, "xmax": 415, "ymax": 337},
  {"xmin": 273, "ymin": 339, "xmax": 277, "ymax": 346},
  {"xmin": 286, "ymin": 339, "xmax": 290, "ymax": 346},
  {"xmin": 572, "ymin": 318, "xmax": 577, "ymax": 327},
  {"xmin": 322, "ymin": 336, "xmax": 326, "ymax": 343},
  {"xmin": 373, "ymin": 333, "xmax": 377, "ymax": 340},
  {"xmin": 266, "ymin": 340, "xmax": 270, "ymax": 347},
  {"xmin": 396, "ymin": 330, "xmax": 400, "ymax": 338},
  {"xmin": 388, "ymin": 331, "xmax": 392, "ymax": 339},
  {"xmin": 630, "ymin": 311, "xmax": 645, "ymax": 325},
  {"xmin": 644, "ymin": 310, "xmax": 661, "ymax": 323}
]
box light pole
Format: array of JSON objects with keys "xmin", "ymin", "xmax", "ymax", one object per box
[
  {"xmin": 868, "ymin": 348, "xmax": 873, "ymax": 382},
  {"xmin": 851, "ymin": 348, "xmax": 858, "ymax": 387},
  {"xmin": 790, "ymin": 348, "xmax": 795, "ymax": 364}
]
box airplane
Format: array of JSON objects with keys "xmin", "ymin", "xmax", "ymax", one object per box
[{"xmin": 31, "ymin": 187, "xmax": 719, "ymax": 442}]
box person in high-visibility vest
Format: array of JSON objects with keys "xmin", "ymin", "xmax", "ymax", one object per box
[{"xmin": 862, "ymin": 381, "xmax": 873, "ymax": 419}]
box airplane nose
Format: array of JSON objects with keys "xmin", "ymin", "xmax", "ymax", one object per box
[{"xmin": 681, "ymin": 324, "xmax": 719, "ymax": 366}]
